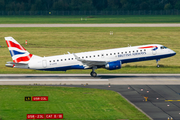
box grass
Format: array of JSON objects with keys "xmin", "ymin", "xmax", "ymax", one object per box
[
  {"xmin": 0, "ymin": 85, "xmax": 150, "ymax": 120},
  {"xmin": 0, "ymin": 15, "xmax": 180, "ymax": 23},
  {"xmin": 0, "ymin": 27, "xmax": 180, "ymax": 74}
]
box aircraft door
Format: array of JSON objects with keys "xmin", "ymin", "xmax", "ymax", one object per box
[
  {"xmin": 152, "ymin": 51, "xmax": 157, "ymax": 55},
  {"xmin": 42, "ymin": 60, "xmax": 47, "ymax": 68}
]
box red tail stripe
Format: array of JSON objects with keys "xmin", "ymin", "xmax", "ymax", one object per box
[
  {"xmin": 13, "ymin": 54, "xmax": 32, "ymax": 63},
  {"xmin": 138, "ymin": 46, "xmax": 157, "ymax": 49},
  {"xmin": 6, "ymin": 40, "xmax": 26, "ymax": 51}
]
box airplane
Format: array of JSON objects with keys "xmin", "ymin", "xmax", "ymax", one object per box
[{"xmin": 5, "ymin": 37, "xmax": 176, "ymax": 77}]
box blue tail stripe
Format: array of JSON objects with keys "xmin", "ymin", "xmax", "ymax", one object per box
[
  {"xmin": 9, "ymin": 50, "xmax": 25, "ymax": 57},
  {"xmin": 9, "ymin": 50, "xmax": 13, "ymax": 57}
]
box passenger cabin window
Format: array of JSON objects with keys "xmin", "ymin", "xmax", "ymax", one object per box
[
  {"xmin": 144, "ymin": 49, "xmax": 146, "ymax": 51},
  {"xmin": 49, "ymin": 61, "xmax": 51, "ymax": 62},
  {"xmin": 68, "ymin": 58, "xmax": 70, "ymax": 60},
  {"xmin": 129, "ymin": 51, "xmax": 131, "ymax": 53},
  {"xmin": 53, "ymin": 60, "xmax": 55, "ymax": 62},
  {"xmin": 93, "ymin": 55, "xmax": 95, "ymax": 57},
  {"xmin": 98, "ymin": 55, "xmax": 100, "ymax": 57},
  {"xmin": 61, "ymin": 59, "xmax": 63, "ymax": 61},
  {"xmin": 137, "ymin": 50, "xmax": 138, "ymax": 52},
  {"xmin": 110, "ymin": 53, "xmax": 112, "ymax": 55},
  {"xmin": 121, "ymin": 52, "xmax": 123, "ymax": 54},
  {"xmin": 57, "ymin": 60, "xmax": 59, "ymax": 62},
  {"xmin": 114, "ymin": 53, "xmax": 116, "ymax": 55},
  {"xmin": 106, "ymin": 54, "xmax": 108, "ymax": 56}
]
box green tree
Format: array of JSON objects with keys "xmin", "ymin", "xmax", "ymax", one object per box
[
  {"xmin": 121, "ymin": 3, "xmax": 137, "ymax": 10},
  {"xmin": 80, "ymin": 0, "xmax": 95, "ymax": 11},
  {"xmin": 1, "ymin": 0, "xmax": 179, "ymax": 12},
  {"xmin": 92, "ymin": 0, "xmax": 107, "ymax": 10},
  {"xmin": 16, "ymin": 2, "xmax": 25, "ymax": 11},
  {"xmin": 70, "ymin": 0, "xmax": 94, "ymax": 11},
  {"xmin": 140, "ymin": 2, "xmax": 149, "ymax": 10},
  {"xmin": 0, "ymin": 0, "xmax": 5, "ymax": 10},
  {"xmin": 52, "ymin": 0, "xmax": 69, "ymax": 10},
  {"xmin": 175, "ymin": 1, "xmax": 180, "ymax": 10},
  {"xmin": 106, "ymin": 0, "xmax": 121, "ymax": 10},
  {"xmin": 31, "ymin": 0, "xmax": 46, "ymax": 11},
  {"xmin": 5, "ymin": 1, "xmax": 16, "ymax": 11},
  {"xmin": 164, "ymin": 3, "xmax": 172, "ymax": 10}
]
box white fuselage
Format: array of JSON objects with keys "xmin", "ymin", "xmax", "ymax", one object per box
[{"xmin": 27, "ymin": 44, "xmax": 176, "ymax": 71}]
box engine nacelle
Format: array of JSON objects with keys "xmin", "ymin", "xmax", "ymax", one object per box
[{"xmin": 105, "ymin": 61, "xmax": 121, "ymax": 70}]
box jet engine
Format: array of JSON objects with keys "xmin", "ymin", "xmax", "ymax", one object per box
[{"xmin": 105, "ymin": 61, "xmax": 121, "ymax": 70}]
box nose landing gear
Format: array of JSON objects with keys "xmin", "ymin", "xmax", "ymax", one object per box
[{"xmin": 156, "ymin": 59, "xmax": 160, "ymax": 68}]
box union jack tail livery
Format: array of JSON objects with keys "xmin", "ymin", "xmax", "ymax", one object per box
[{"xmin": 5, "ymin": 37, "xmax": 33, "ymax": 63}]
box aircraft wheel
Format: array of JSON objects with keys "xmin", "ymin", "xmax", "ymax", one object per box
[
  {"xmin": 157, "ymin": 65, "xmax": 159, "ymax": 68},
  {"xmin": 90, "ymin": 72, "xmax": 97, "ymax": 77}
]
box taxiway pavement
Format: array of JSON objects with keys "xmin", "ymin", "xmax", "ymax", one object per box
[
  {"xmin": 1, "ymin": 24, "xmax": 180, "ymax": 27},
  {"xmin": 0, "ymin": 74, "xmax": 180, "ymax": 85}
]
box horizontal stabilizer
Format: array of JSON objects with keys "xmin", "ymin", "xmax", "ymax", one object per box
[
  {"xmin": 5, "ymin": 61, "xmax": 28, "ymax": 68},
  {"xmin": 6, "ymin": 61, "xmax": 28, "ymax": 65},
  {"xmin": 5, "ymin": 64, "xmax": 14, "ymax": 67}
]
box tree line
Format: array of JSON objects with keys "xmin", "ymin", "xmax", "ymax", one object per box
[{"xmin": 0, "ymin": 0, "xmax": 180, "ymax": 11}]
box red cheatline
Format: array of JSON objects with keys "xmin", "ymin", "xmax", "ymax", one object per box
[{"xmin": 138, "ymin": 46, "xmax": 157, "ymax": 49}]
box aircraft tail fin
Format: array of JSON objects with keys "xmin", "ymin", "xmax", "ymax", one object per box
[{"xmin": 5, "ymin": 37, "xmax": 33, "ymax": 63}]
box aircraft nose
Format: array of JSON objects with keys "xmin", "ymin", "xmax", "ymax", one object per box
[
  {"xmin": 169, "ymin": 49, "xmax": 176, "ymax": 56},
  {"xmin": 173, "ymin": 51, "xmax": 176, "ymax": 55}
]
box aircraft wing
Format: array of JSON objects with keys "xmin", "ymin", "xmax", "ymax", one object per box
[{"xmin": 73, "ymin": 53, "xmax": 108, "ymax": 68}]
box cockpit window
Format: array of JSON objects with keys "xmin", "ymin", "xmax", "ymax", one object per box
[{"xmin": 160, "ymin": 46, "xmax": 167, "ymax": 49}]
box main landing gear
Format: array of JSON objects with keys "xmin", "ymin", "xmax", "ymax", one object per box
[
  {"xmin": 90, "ymin": 66, "xmax": 97, "ymax": 77},
  {"xmin": 156, "ymin": 59, "xmax": 160, "ymax": 68}
]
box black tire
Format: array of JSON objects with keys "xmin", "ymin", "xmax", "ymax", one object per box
[
  {"xmin": 90, "ymin": 72, "xmax": 93, "ymax": 77},
  {"xmin": 90, "ymin": 72, "xmax": 97, "ymax": 77},
  {"xmin": 157, "ymin": 65, "xmax": 159, "ymax": 68}
]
